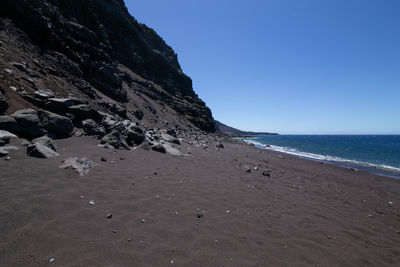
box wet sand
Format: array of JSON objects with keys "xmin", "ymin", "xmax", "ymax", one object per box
[{"xmin": 1, "ymin": 135, "xmax": 399, "ymax": 266}]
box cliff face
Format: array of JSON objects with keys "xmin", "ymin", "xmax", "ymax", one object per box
[{"xmin": 0, "ymin": 0, "xmax": 215, "ymax": 132}]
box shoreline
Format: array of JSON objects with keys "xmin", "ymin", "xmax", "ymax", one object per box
[
  {"xmin": 1, "ymin": 134, "xmax": 400, "ymax": 266},
  {"xmin": 241, "ymin": 138, "xmax": 400, "ymax": 180}
]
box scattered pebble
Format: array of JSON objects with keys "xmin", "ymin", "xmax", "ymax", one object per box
[
  {"xmin": 171, "ymin": 259, "xmax": 174, "ymax": 264},
  {"xmin": 101, "ymin": 157, "xmax": 107, "ymax": 162},
  {"xmin": 112, "ymin": 229, "xmax": 117, "ymax": 234},
  {"xmin": 196, "ymin": 208, "xmax": 201, "ymax": 212},
  {"xmin": 262, "ymin": 171, "xmax": 271, "ymax": 177},
  {"xmin": 155, "ymin": 195, "xmax": 160, "ymax": 199},
  {"xmin": 226, "ymin": 210, "xmax": 231, "ymax": 214},
  {"xmin": 179, "ymin": 181, "xmax": 183, "ymax": 184},
  {"xmin": 127, "ymin": 238, "xmax": 132, "ymax": 242},
  {"xmin": 5, "ymin": 156, "xmax": 11, "ymax": 161},
  {"xmin": 106, "ymin": 213, "xmax": 112, "ymax": 219},
  {"xmin": 89, "ymin": 200, "xmax": 95, "ymax": 205},
  {"xmin": 141, "ymin": 219, "xmax": 146, "ymax": 223},
  {"xmin": 49, "ymin": 258, "xmax": 55, "ymax": 264},
  {"xmin": 253, "ymin": 166, "xmax": 259, "ymax": 171},
  {"xmin": 388, "ymin": 201, "xmax": 393, "ymax": 207},
  {"xmin": 368, "ymin": 214, "xmax": 375, "ymax": 218},
  {"xmin": 278, "ymin": 155, "xmax": 285, "ymax": 159},
  {"xmin": 80, "ymin": 195, "xmax": 84, "ymax": 199}
]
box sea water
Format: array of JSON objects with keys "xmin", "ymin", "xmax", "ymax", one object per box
[{"xmin": 241, "ymin": 135, "xmax": 400, "ymax": 179}]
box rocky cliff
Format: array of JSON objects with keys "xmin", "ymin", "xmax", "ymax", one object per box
[{"xmin": 0, "ymin": 0, "xmax": 215, "ymax": 132}]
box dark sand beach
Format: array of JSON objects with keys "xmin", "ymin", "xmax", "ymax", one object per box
[{"xmin": 1, "ymin": 135, "xmax": 399, "ymax": 266}]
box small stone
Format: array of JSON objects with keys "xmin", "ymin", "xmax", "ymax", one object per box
[
  {"xmin": 141, "ymin": 219, "xmax": 146, "ymax": 223},
  {"xmin": 245, "ymin": 167, "xmax": 251, "ymax": 173},
  {"xmin": 197, "ymin": 213, "xmax": 204, "ymax": 218},
  {"xmin": 127, "ymin": 238, "xmax": 132, "ymax": 242},
  {"xmin": 89, "ymin": 200, "xmax": 95, "ymax": 205},
  {"xmin": 278, "ymin": 155, "xmax": 285, "ymax": 159},
  {"xmin": 196, "ymin": 208, "xmax": 201, "ymax": 212},
  {"xmin": 367, "ymin": 214, "xmax": 375, "ymax": 218},
  {"xmin": 101, "ymin": 157, "xmax": 107, "ymax": 162},
  {"xmin": 254, "ymin": 166, "xmax": 259, "ymax": 171},
  {"xmin": 226, "ymin": 210, "xmax": 231, "ymax": 214},
  {"xmin": 106, "ymin": 213, "xmax": 112, "ymax": 219},
  {"xmin": 5, "ymin": 156, "xmax": 11, "ymax": 161},
  {"xmin": 155, "ymin": 195, "xmax": 160, "ymax": 199},
  {"xmin": 388, "ymin": 201, "xmax": 393, "ymax": 207},
  {"xmin": 112, "ymin": 229, "xmax": 117, "ymax": 234},
  {"xmin": 49, "ymin": 258, "xmax": 55, "ymax": 264},
  {"xmin": 179, "ymin": 181, "xmax": 183, "ymax": 184},
  {"xmin": 80, "ymin": 195, "xmax": 84, "ymax": 199},
  {"xmin": 262, "ymin": 171, "xmax": 271, "ymax": 177},
  {"xmin": 120, "ymin": 157, "xmax": 125, "ymax": 160}
]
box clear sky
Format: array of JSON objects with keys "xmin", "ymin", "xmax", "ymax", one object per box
[{"xmin": 125, "ymin": 0, "xmax": 400, "ymax": 134}]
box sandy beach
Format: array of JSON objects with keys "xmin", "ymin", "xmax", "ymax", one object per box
[{"xmin": 1, "ymin": 135, "xmax": 399, "ymax": 266}]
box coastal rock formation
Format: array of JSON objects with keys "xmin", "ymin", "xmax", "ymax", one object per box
[{"xmin": 0, "ymin": 0, "xmax": 215, "ymax": 132}]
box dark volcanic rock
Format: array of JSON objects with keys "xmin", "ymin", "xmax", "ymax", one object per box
[
  {"xmin": 82, "ymin": 119, "xmax": 106, "ymax": 137},
  {"xmin": 0, "ymin": 0, "xmax": 216, "ymax": 132},
  {"xmin": 125, "ymin": 125, "xmax": 145, "ymax": 146},
  {"xmin": 101, "ymin": 130, "xmax": 129, "ymax": 150},
  {"xmin": 0, "ymin": 91, "xmax": 8, "ymax": 114},
  {"xmin": 0, "ymin": 116, "xmax": 21, "ymax": 134},
  {"xmin": 34, "ymin": 89, "xmax": 55, "ymax": 100},
  {"xmin": 161, "ymin": 133, "xmax": 180, "ymax": 145},
  {"xmin": 44, "ymin": 98, "xmax": 73, "ymax": 115},
  {"xmin": 151, "ymin": 144, "xmax": 166, "ymax": 154},
  {"xmin": 27, "ymin": 142, "xmax": 59, "ymax": 158},
  {"xmin": 32, "ymin": 135, "xmax": 57, "ymax": 151},
  {"xmin": 10, "ymin": 109, "xmax": 45, "ymax": 138},
  {"xmin": 67, "ymin": 105, "xmax": 99, "ymax": 125},
  {"xmin": 39, "ymin": 111, "xmax": 73, "ymax": 137},
  {"xmin": 132, "ymin": 110, "xmax": 144, "ymax": 120}
]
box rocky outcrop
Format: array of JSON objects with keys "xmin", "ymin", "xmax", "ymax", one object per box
[{"xmin": 0, "ymin": 0, "xmax": 215, "ymax": 132}]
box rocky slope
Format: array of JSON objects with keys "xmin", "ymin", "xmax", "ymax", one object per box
[{"xmin": 0, "ymin": 0, "xmax": 215, "ymax": 133}]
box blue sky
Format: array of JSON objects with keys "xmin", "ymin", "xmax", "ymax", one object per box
[{"xmin": 125, "ymin": 0, "xmax": 400, "ymax": 134}]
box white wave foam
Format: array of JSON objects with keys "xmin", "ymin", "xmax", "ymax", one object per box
[{"xmin": 241, "ymin": 138, "xmax": 400, "ymax": 174}]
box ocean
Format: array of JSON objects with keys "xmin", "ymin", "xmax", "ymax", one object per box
[{"xmin": 241, "ymin": 135, "xmax": 400, "ymax": 179}]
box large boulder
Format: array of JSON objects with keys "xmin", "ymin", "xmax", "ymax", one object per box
[
  {"xmin": 0, "ymin": 146, "xmax": 18, "ymax": 157},
  {"xmin": 82, "ymin": 119, "xmax": 106, "ymax": 137},
  {"xmin": 10, "ymin": 109, "xmax": 45, "ymax": 138},
  {"xmin": 32, "ymin": 135, "xmax": 57, "ymax": 151},
  {"xmin": 0, "ymin": 116, "xmax": 21, "ymax": 134},
  {"xmin": 100, "ymin": 130, "xmax": 129, "ymax": 150},
  {"xmin": 44, "ymin": 98, "xmax": 73, "ymax": 114},
  {"xmin": 151, "ymin": 144, "xmax": 166, "ymax": 153},
  {"xmin": 38, "ymin": 111, "xmax": 73, "ymax": 137},
  {"xmin": 0, "ymin": 130, "xmax": 17, "ymax": 144},
  {"xmin": 125, "ymin": 125, "xmax": 145, "ymax": 146},
  {"xmin": 67, "ymin": 104, "xmax": 99, "ymax": 125},
  {"xmin": 27, "ymin": 142, "xmax": 59, "ymax": 158},
  {"xmin": 34, "ymin": 89, "xmax": 55, "ymax": 99},
  {"xmin": 0, "ymin": 91, "xmax": 8, "ymax": 114},
  {"xmin": 161, "ymin": 133, "xmax": 180, "ymax": 144}
]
